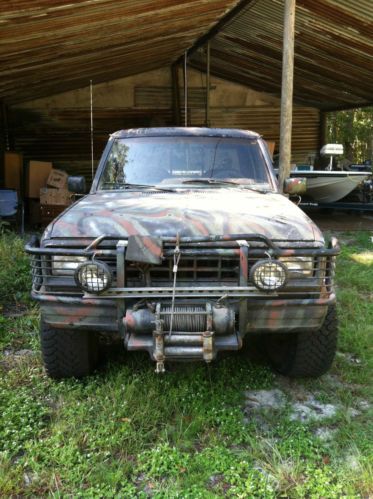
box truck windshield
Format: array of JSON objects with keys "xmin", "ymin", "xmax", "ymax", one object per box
[{"xmin": 98, "ymin": 136, "xmax": 273, "ymax": 190}]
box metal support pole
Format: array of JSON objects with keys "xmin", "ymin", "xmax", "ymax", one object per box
[
  {"xmin": 206, "ymin": 41, "xmax": 211, "ymax": 127},
  {"xmin": 171, "ymin": 63, "xmax": 181, "ymax": 126},
  {"xmin": 184, "ymin": 52, "xmax": 188, "ymax": 127},
  {"xmin": 90, "ymin": 80, "xmax": 94, "ymax": 182},
  {"xmin": 278, "ymin": 0, "xmax": 296, "ymax": 192}
]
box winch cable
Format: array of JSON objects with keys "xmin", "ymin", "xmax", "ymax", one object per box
[{"xmin": 169, "ymin": 236, "xmax": 181, "ymax": 338}]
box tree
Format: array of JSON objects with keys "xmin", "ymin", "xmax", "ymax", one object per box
[{"xmin": 327, "ymin": 107, "xmax": 373, "ymax": 163}]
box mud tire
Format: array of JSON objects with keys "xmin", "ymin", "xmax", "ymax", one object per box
[
  {"xmin": 265, "ymin": 306, "xmax": 338, "ymax": 378},
  {"xmin": 40, "ymin": 321, "xmax": 99, "ymax": 379}
]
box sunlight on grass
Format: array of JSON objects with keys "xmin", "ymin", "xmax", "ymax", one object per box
[
  {"xmin": 350, "ymin": 251, "xmax": 373, "ymax": 265},
  {"xmin": 0, "ymin": 231, "xmax": 372, "ymax": 497}
]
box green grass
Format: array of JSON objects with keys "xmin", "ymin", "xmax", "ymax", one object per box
[{"xmin": 0, "ymin": 231, "xmax": 372, "ymax": 497}]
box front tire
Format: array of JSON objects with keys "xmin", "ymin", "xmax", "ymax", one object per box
[
  {"xmin": 265, "ymin": 306, "xmax": 338, "ymax": 378},
  {"xmin": 40, "ymin": 321, "xmax": 99, "ymax": 379}
]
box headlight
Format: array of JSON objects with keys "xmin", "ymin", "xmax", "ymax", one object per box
[
  {"xmin": 250, "ymin": 260, "xmax": 287, "ymax": 291},
  {"xmin": 279, "ymin": 256, "xmax": 313, "ymax": 277},
  {"xmin": 52, "ymin": 256, "xmax": 87, "ymax": 275},
  {"xmin": 74, "ymin": 261, "xmax": 112, "ymax": 294}
]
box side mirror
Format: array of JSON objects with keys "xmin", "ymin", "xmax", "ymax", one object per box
[
  {"xmin": 68, "ymin": 176, "xmax": 86, "ymax": 194},
  {"xmin": 283, "ymin": 177, "xmax": 307, "ymax": 195}
]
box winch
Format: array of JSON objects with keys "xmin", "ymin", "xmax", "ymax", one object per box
[{"xmin": 124, "ymin": 302, "xmax": 239, "ymax": 372}]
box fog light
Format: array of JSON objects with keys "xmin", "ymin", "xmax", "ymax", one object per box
[
  {"xmin": 250, "ymin": 260, "xmax": 287, "ymax": 291},
  {"xmin": 75, "ymin": 261, "xmax": 112, "ymax": 294}
]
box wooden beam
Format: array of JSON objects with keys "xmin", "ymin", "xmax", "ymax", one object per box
[
  {"xmin": 322, "ymin": 102, "xmax": 373, "ymax": 112},
  {"xmin": 175, "ymin": 0, "xmax": 257, "ymax": 64},
  {"xmin": 278, "ymin": 0, "xmax": 296, "ymax": 192}
]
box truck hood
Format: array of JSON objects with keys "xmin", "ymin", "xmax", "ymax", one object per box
[{"xmin": 47, "ymin": 189, "xmax": 323, "ymax": 243}]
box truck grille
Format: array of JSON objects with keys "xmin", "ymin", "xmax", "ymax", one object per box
[
  {"xmin": 30, "ymin": 246, "xmax": 335, "ymax": 299},
  {"xmin": 125, "ymin": 256, "xmax": 239, "ymax": 287}
]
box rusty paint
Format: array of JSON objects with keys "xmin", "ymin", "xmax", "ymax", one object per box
[
  {"xmin": 189, "ymin": 0, "xmax": 373, "ymax": 110},
  {"xmin": 0, "ymin": 0, "xmax": 240, "ymax": 104}
]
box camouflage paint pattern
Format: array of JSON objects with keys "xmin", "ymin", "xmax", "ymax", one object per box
[
  {"xmin": 44, "ymin": 189, "xmax": 324, "ymax": 243},
  {"xmin": 25, "ymin": 128, "xmax": 340, "ymax": 362}
]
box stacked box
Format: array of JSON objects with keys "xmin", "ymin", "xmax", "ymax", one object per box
[
  {"xmin": 47, "ymin": 169, "xmax": 68, "ymax": 189},
  {"xmin": 24, "ymin": 160, "xmax": 53, "ymax": 225},
  {"xmin": 40, "ymin": 169, "xmax": 72, "ymax": 206},
  {"xmin": 26, "ymin": 161, "xmax": 53, "ymax": 198},
  {"xmin": 40, "ymin": 187, "xmax": 71, "ymax": 205},
  {"xmin": 4, "ymin": 152, "xmax": 23, "ymax": 193},
  {"xmin": 39, "ymin": 168, "xmax": 72, "ymax": 225}
]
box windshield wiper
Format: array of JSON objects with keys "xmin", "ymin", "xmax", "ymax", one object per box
[
  {"xmin": 102, "ymin": 182, "xmax": 175, "ymax": 192},
  {"xmin": 124, "ymin": 183, "xmax": 176, "ymax": 192},
  {"xmin": 181, "ymin": 178, "xmax": 241, "ymax": 186},
  {"xmin": 181, "ymin": 178, "xmax": 269, "ymax": 193}
]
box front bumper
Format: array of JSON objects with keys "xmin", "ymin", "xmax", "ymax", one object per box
[{"xmin": 26, "ymin": 233, "xmax": 339, "ymax": 362}]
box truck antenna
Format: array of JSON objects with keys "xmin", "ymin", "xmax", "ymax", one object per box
[
  {"xmin": 184, "ymin": 51, "xmax": 188, "ymax": 127},
  {"xmin": 90, "ymin": 79, "xmax": 94, "ymax": 181}
]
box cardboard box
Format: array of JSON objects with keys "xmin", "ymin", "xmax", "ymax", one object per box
[
  {"xmin": 265, "ymin": 141, "xmax": 276, "ymax": 158},
  {"xmin": 4, "ymin": 152, "xmax": 23, "ymax": 192},
  {"xmin": 26, "ymin": 161, "xmax": 52, "ymax": 198},
  {"xmin": 40, "ymin": 187, "xmax": 71, "ymax": 206},
  {"xmin": 47, "ymin": 169, "xmax": 68, "ymax": 189}
]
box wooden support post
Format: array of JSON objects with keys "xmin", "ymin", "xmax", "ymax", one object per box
[
  {"xmin": 206, "ymin": 41, "xmax": 211, "ymax": 127},
  {"xmin": 171, "ymin": 63, "xmax": 181, "ymax": 126},
  {"xmin": 278, "ymin": 0, "xmax": 296, "ymax": 192}
]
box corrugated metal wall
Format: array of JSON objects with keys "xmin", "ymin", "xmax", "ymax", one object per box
[
  {"xmin": 9, "ymin": 70, "xmax": 320, "ymax": 180},
  {"xmin": 10, "ymin": 107, "xmax": 175, "ymax": 181},
  {"xmin": 190, "ymin": 107, "xmax": 320, "ymax": 162},
  {"xmin": 11, "ymin": 104, "xmax": 319, "ymax": 178}
]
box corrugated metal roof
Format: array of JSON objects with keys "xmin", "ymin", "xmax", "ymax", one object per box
[
  {"xmin": 190, "ymin": 0, "xmax": 373, "ymax": 109},
  {"xmin": 1, "ymin": 0, "xmax": 372, "ymax": 109},
  {"xmin": 0, "ymin": 0, "xmax": 240, "ymax": 104}
]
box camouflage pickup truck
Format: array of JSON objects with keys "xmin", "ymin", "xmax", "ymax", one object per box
[{"xmin": 26, "ymin": 128, "xmax": 339, "ymax": 379}]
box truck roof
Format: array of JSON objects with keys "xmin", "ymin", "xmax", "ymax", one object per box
[{"xmin": 111, "ymin": 127, "xmax": 260, "ymax": 140}]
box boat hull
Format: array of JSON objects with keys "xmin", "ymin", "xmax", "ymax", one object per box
[{"xmin": 291, "ymin": 171, "xmax": 371, "ymax": 203}]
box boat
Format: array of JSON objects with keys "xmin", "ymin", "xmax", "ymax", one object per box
[
  {"xmin": 290, "ymin": 169, "xmax": 371, "ymax": 203},
  {"xmin": 275, "ymin": 144, "xmax": 371, "ymax": 203}
]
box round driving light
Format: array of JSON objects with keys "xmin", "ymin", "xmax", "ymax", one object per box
[
  {"xmin": 74, "ymin": 261, "xmax": 112, "ymax": 294},
  {"xmin": 250, "ymin": 260, "xmax": 287, "ymax": 291}
]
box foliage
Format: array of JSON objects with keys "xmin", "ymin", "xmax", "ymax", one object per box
[
  {"xmin": 0, "ymin": 232, "xmax": 372, "ymax": 496},
  {"xmin": 0, "ymin": 232, "xmax": 31, "ymax": 306},
  {"xmin": 327, "ymin": 107, "xmax": 373, "ymax": 163}
]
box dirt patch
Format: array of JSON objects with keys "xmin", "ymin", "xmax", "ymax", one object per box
[
  {"xmin": 336, "ymin": 352, "xmax": 362, "ymax": 365},
  {"xmin": 313, "ymin": 427, "xmax": 338, "ymax": 441},
  {"xmin": 289, "ymin": 396, "xmax": 337, "ymax": 423},
  {"xmin": 0, "ymin": 349, "xmax": 37, "ymax": 371},
  {"xmin": 244, "ymin": 389, "xmax": 287, "ymax": 411},
  {"xmin": 243, "ymin": 373, "xmax": 370, "ymax": 437}
]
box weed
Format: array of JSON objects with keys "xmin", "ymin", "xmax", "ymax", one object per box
[
  {"xmin": 0, "ymin": 232, "xmax": 32, "ymax": 306},
  {"xmin": 0, "ymin": 231, "xmax": 372, "ymax": 496}
]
